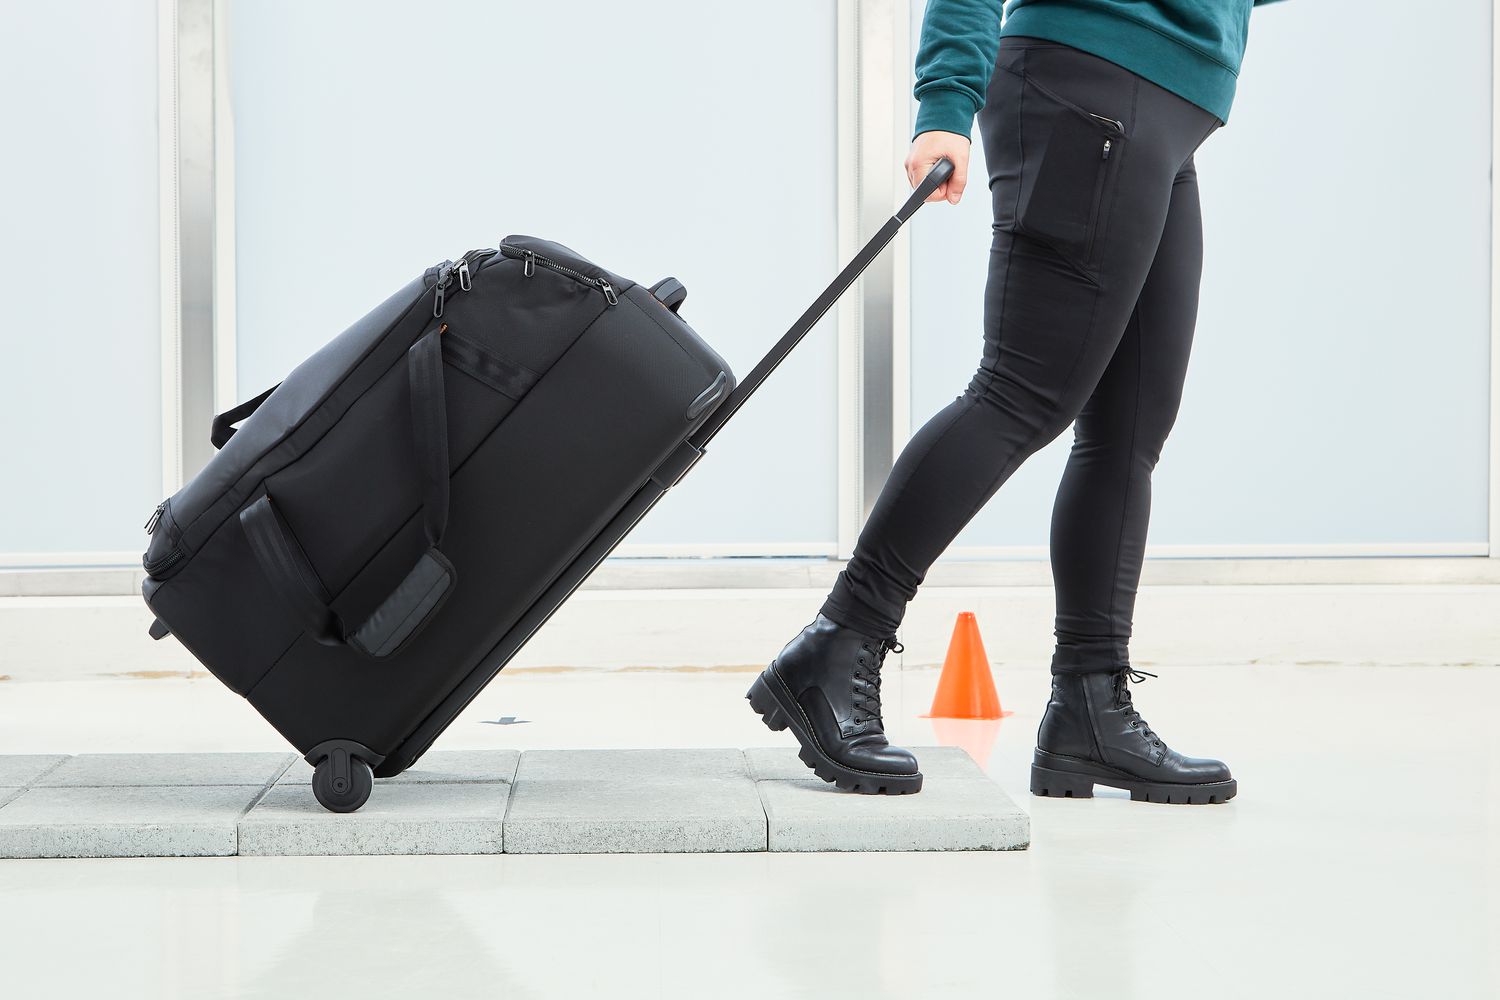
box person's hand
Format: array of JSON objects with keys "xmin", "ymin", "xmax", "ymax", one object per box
[{"xmin": 905, "ymin": 131, "xmax": 971, "ymax": 205}]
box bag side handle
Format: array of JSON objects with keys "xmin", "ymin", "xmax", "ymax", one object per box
[
  {"xmin": 210, "ymin": 383, "xmax": 279, "ymax": 449},
  {"xmin": 239, "ymin": 326, "xmax": 456, "ymax": 658}
]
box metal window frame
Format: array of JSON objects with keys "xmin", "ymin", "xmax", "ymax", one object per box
[
  {"xmin": 156, "ymin": 0, "xmax": 183, "ymax": 498},
  {"xmin": 1491, "ymin": 6, "xmax": 1500, "ymax": 559},
  {"xmin": 171, "ymin": 0, "xmax": 219, "ymax": 485}
]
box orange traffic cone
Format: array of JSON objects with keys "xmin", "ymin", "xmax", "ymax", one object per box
[{"xmin": 925, "ymin": 612, "xmax": 1006, "ymax": 720}]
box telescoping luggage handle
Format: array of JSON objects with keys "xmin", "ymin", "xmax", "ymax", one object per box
[{"xmin": 687, "ymin": 156, "xmax": 954, "ymax": 451}]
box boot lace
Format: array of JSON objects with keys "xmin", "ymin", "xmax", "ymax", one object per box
[
  {"xmin": 852, "ymin": 636, "xmax": 903, "ymax": 726},
  {"xmin": 1116, "ymin": 667, "xmax": 1163, "ymax": 748}
]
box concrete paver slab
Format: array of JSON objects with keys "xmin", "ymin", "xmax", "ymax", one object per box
[
  {"xmin": 36, "ymin": 752, "xmax": 293, "ymax": 788},
  {"xmin": 0, "ymin": 749, "xmax": 1029, "ymax": 857},
  {"xmin": 758, "ymin": 777, "xmax": 1030, "ymax": 852},
  {"xmin": 514, "ymin": 748, "xmax": 751, "ymax": 783},
  {"xmin": 238, "ymin": 782, "xmax": 510, "ymax": 856},
  {"xmin": 503, "ymin": 775, "xmax": 767, "ymax": 854},
  {"xmin": 0, "ymin": 754, "xmax": 69, "ymax": 788},
  {"xmin": 0, "ymin": 785, "xmax": 263, "ymax": 858}
]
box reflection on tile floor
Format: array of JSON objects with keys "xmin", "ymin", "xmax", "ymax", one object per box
[{"xmin": 0, "ymin": 662, "xmax": 1496, "ymax": 999}]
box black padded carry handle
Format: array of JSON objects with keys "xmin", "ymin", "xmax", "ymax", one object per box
[
  {"xmin": 239, "ymin": 326, "xmax": 455, "ymax": 658},
  {"xmin": 211, "ymin": 383, "xmax": 279, "ymax": 449},
  {"xmin": 689, "ymin": 156, "xmax": 954, "ymax": 450}
]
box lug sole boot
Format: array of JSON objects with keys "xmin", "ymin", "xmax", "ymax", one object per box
[
  {"xmin": 1030, "ymin": 749, "xmax": 1237, "ymax": 803},
  {"xmin": 747, "ymin": 615, "xmax": 922, "ymax": 795},
  {"xmin": 1030, "ymin": 667, "xmax": 1236, "ymax": 805}
]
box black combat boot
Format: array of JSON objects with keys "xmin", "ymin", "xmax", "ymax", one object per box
[
  {"xmin": 1031, "ymin": 667, "xmax": 1236, "ymax": 804},
  {"xmin": 747, "ymin": 614, "xmax": 922, "ymax": 794}
]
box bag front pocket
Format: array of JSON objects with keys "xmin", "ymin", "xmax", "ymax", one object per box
[{"xmin": 1012, "ymin": 69, "xmax": 1127, "ymax": 275}]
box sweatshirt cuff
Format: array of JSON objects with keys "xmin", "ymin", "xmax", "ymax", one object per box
[{"xmin": 913, "ymin": 87, "xmax": 979, "ymax": 141}]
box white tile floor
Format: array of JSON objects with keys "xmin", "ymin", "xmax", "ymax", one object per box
[{"xmin": 0, "ymin": 660, "xmax": 1496, "ymax": 998}]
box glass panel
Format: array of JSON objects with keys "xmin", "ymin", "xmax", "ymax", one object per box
[
  {"xmin": 907, "ymin": 0, "xmax": 1490, "ymax": 552},
  {"xmin": 227, "ymin": 0, "xmax": 840, "ymax": 551},
  {"xmin": 0, "ymin": 1, "xmax": 162, "ymax": 556}
]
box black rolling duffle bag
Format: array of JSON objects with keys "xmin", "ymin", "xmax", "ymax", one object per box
[{"xmin": 141, "ymin": 160, "xmax": 953, "ymax": 812}]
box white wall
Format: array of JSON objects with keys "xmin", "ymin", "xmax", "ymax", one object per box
[
  {"xmin": 908, "ymin": 0, "xmax": 1493, "ymax": 554},
  {"xmin": 0, "ymin": 1, "xmax": 163, "ymax": 557},
  {"xmin": 225, "ymin": 0, "xmax": 841, "ymax": 552}
]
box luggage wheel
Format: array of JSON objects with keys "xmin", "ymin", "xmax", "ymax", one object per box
[{"xmin": 307, "ymin": 740, "xmax": 379, "ymax": 813}]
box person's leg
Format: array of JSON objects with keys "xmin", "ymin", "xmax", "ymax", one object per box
[
  {"xmin": 1049, "ymin": 156, "xmax": 1204, "ymax": 673},
  {"xmin": 821, "ymin": 38, "xmax": 1215, "ymax": 637},
  {"xmin": 750, "ymin": 37, "xmax": 1219, "ymax": 793},
  {"xmin": 1032, "ymin": 155, "xmax": 1237, "ymax": 804}
]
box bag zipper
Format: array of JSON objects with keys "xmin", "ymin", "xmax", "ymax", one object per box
[
  {"xmin": 432, "ymin": 247, "xmax": 500, "ymax": 317},
  {"xmin": 498, "ymin": 243, "xmax": 618, "ymax": 306},
  {"xmin": 144, "ymin": 499, "xmax": 185, "ymax": 578},
  {"xmin": 144, "ymin": 547, "xmax": 184, "ymax": 577}
]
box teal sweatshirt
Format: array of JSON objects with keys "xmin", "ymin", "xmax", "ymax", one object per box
[{"xmin": 913, "ymin": 0, "xmax": 1285, "ymax": 138}]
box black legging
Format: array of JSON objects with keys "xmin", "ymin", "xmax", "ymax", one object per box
[{"xmin": 822, "ymin": 36, "xmax": 1221, "ymax": 674}]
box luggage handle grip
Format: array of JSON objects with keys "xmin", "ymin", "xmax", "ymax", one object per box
[
  {"xmin": 897, "ymin": 156, "xmax": 955, "ymax": 222},
  {"xmin": 688, "ymin": 157, "xmax": 954, "ymax": 450}
]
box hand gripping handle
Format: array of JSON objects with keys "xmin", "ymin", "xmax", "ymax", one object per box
[{"xmin": 896, "ymin": 156, "xmax": 956, "ymax": 222}]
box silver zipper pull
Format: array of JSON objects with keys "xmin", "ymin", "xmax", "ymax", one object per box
[
  {"xmin": 1102, "ymin": 139, "xmax": 1112, "ymax": 161},
  {"xmin": 144, "ymin": 501, "xmax": 166, "ymax": 534},
  {"xmin": 433, "ymin": 261, "xmax": 453, "ymax": 317},
  {"xmin": 598, "ymin": 279, "xmax": 618, "ymax": 306},
  {"xmin": 457, "ymin": 259, "xmax": 472, "ymax": 291},
  {"xmin": 522, "ymin": 250, "xmax": 536, "ymax": 278}
]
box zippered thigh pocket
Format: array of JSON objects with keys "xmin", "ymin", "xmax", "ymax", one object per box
[{"xmin": 1010, "ymin": 67, "xmax": 1127, "ymax": 275}]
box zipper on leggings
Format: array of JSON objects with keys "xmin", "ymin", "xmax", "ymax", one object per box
[
  {"xmin": 498, "ymin": 243, "xmax": 619, "ymax": 306},
  {"xmin": 431, "ymin": 247, "xmax": 500, "ymax": 317},
  {"xmin": 1084, "ymin": 165, "xmax": 1109, "ymax": 262},
  {"xmin": 1088, "ymin": 113, "xmax": 1123, "ymax": 163},
  {"xmin": 1082, "ymin": 114, "xmax": 1123, "ymax": 263}
]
